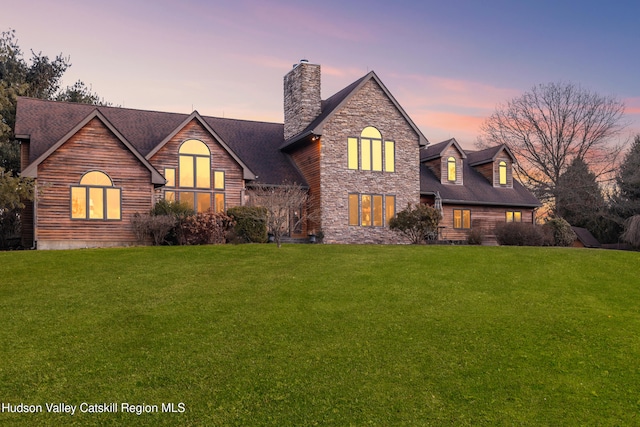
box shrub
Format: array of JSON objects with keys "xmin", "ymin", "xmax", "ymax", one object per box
[
  {"xmin": 467, "ymin": 228, "xmax": 484, "ymax": 245},
  {"xmin": 183, "ymin": 210, "xmax": 235, "ymax": 245},
  {"xmin": 131, "ymin": 213, "xmax": 176, "ymax": 246},
  {"xmin": 227, "ymin": 206, "xmax": 268, "ymax": 243},
  {"xmin": 389, "ymin": 203, "xmax": 441, "ymax": 244},
  {"xmin": 543, "ymin": 217, "xmax": 576, "ymax": 247},
  {"xmin": 494, "ymin": 222, "xmax": 547, "ymax": 246},
  {"xmin": 151, "ymin": 200, "xmax": 194, "ymax": 245}
]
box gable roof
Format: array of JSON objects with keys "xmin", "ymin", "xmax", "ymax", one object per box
[
  {"xmin": 15, "ymin": 97, "xmax": 306, "ymax": 186},
  {"xmin": 21, "ymin": 108, "xmax": 166, "ymax": 185},
  {"xmin": 467, "ymin": 144, "xmax": 515, "ymax": 166},
  {"xmin": 420, "ymin": 144, "xmax": 541, "ymax": 208},
  {"xmin": 281, "ymin": 71, "xmax": 429, "ymax": 150},
  {"xmin": 420, "ymin": 138, "xmax": 467, "ymax": 162}
]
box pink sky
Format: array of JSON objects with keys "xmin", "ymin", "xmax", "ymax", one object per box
[{"xmin": 4, "ymin": 0, "xmax": 640, "ymax": 148}]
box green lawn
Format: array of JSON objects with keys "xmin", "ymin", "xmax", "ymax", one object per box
[{"xmin": 1, "ymin": 244, "xmax": 639, "ymax": 426}]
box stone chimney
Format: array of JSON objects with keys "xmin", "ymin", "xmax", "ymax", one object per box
[{"xmin": 284, "ymin": 60, "xmax": 321, "ymax": 140}]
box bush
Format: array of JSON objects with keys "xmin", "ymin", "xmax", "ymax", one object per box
[
  {"xmin": 227, "ymin": 206, "xmax": 268, "ymax": 243},
  {"xmin": 131, "ymin": 213, "xmax": 176, "ymax": 246},
  {"xmin": 494, "ymin": 222, "xmax": 548, "ymax": 246},
  {"xmin": 389, "ymin": 203, "xmax": 441, "ymax": 244},
  {"xmin": 183, "ymin": 210, "xmax": 235, "ymax": 245},
  {"xmin": 543, "ymin": 217, "xmax": 576, "ymax": 247},
  {"xmin": 467, "ymin": 228, "xmax": 484, "ymax": 245},
  {"xmin": 151, "ymin": 200, "xmax": 194, "ymax": 245}
]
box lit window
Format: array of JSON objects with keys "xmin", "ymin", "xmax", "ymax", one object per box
[
  {"xmin": 453, "ymin": 209, "xmax": 471, "ymax": 229},
  {"xmin": 165, "ymin": 191, "xmax": 175, "ymax": 202},
  {"xmin": 214, "ymin": 171, "xmax": 225, "ymax": 190},
  {"xmin": 71, "ymin": 171, "xmax": 121, "ymax": 220},
  {"xmin": 165, "ymin": 168, "xmax": 176, "ymax": 187},
  {"xmin": 506, "ymin": 211, "xmax": 522, "ymax": 222},
  {"xmin": 447, "ymin": 157, "xmax": 457, "ymax": 182},
  {"xmin": 214, "ymin": 193, "xmax": 225, "ymax": 213},
  {"xmin": 361, "ymin": 195, "xmax": 372, "ymax": 226},
  {"xmin": 348, "ymin": 193, "xmax": 395, "ymax": 227},
  {"xmin": 373, "ymin": 195, "xmax": 383, "ymax": 226},
  {"xmin": 385, "ymin": 141, "xmax": 395, "ymax": 172},
  {"xmin": 179, "ymin": 139, "xmax": 210, "ymax": 189},
  {"xmin": 348, "ymin": 138, "xmax": 358, "ymax": 169},
  {"xmin": 349, "ymin": 194, "xmax": 359, "ymax": 226},
  {"xmin": 349, "ymin": 127, "xmax": 394, "ymax": 173},
  {"xmin": 385, "ymin": 195, "xmax": 395, "ymax": 226},
  {"xmin": 499, "ymin": 161, "xmax": 507, "ymax": 185}
]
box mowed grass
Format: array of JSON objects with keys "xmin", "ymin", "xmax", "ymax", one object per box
[{"xmin": 1, "ymin": 244, "xmax": 639, "ymax": 426}]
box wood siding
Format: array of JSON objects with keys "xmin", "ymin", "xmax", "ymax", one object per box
[
  {"xmin": 440, "ymin": 204, "xmax": 535, "ymax": 241},
  {"xmin": 35, "ymin": 118, "xmax": 153, "ymax": 248},
  {"xmin": 289, "ymin": 137, "xmax": 321, "ymax": 235}
]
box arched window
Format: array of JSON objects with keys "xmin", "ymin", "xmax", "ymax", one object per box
[
  {"xmin": 347, "ymin": 126, "xmax": 394, "ymax": 172},
  {"xmin": 447, "ymin": 157, "xmax": 457, "ymax": 182},
  {"xmin": 179, "ymin": 139, "xmax": 211, "ymax": 188},
  {"xmin": 499, "ymin": 161, "xmax": 508, "ymax": 185},
  {"xmin": 71, "ymin": 171, "xmax": 121, "ymax": 220}
]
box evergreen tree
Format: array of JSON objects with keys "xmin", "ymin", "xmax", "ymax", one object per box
[{"xmin": 556, "ymin": 157, "xmax": 605, "ymax": 230}]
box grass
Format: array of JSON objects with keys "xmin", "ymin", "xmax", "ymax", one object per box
[{"xmin": 1, "ymin": 244, "xmax": 639, "ymax": 426}]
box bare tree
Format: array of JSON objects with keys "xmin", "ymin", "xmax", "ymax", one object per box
[
  {"xmin": 478, "ymin": 82, "xmax": 626, "ymax": 207},
  {"xmin": 247, "ymin": 182, "xmax": 317, "ymax": 248}
]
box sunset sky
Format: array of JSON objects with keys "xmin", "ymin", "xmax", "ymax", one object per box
[{"xmin": 4, "ymin": 0, "xmax": 640, "ymax": 147}]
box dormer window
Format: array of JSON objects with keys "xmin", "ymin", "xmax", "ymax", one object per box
[
  {"xmin": 447, "ymin": 157, "xmax": 456, "ymax": 182},
  {"xmin": 499, "ymin": 161, "xmax": 507, "ymax": 185}
]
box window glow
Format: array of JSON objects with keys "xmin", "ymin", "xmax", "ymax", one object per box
[
  {"xmin": 72, "ymin": 171, "xmax": 121, "ymax": 220},
  {"xmin": 361, "ymin": 139, "xmax": 371, "ymax": 170},
  {"xmin": 499, "ymin": 161, "xmax": 507, "ymax": 185},
  {"xmin": 165, "ymin": 191, "xmax": 175, "ymax": 202},
  {"xmin": 373, "ymin": 195, "xmax": 383, "ymax": 226},
  {"xmin": 348, "ymin": 138, "xmax": 358, "ymax": 169},
  {"xmin": 361, "ymin": 126, "xmax": 382, "ymax": 139},
  {"xmin": 214, "ymin": 171, "xmax": 225, "ymax": 190},
  {"xmin": 165, "ymin": 168, "xmax": 176, "ymax": 187},
  {"xmin": 385, "ymin": 195, "xmax": 395, "ymax": 226},
  {"xmin": 196, "ymin": 193, "xmax": 211, "ymax": 213},
  {"xmin": 506, "ymin": 211, "xmax": 522, "ymax": 222},
  {"xmin": 361, "ymin": 195, "xmax": 372, "ymax": 226},
  {"xmin": 372, "ymin": 139, "xmax": 382, "ymax": 171},
  {"xmin": 447, "ymin": 157, "xmax": 456, "ymax": 182},
  {"xmin": 179, "ymin": 155, "xmax": 194, "ymax": 188},
  {"xmin": 453, "ymin": 209, "xmax": 471, "ymax": 229},
  {"xmin": 385, "ymin": 141, "xmax": 395, "ymax": 172},
  {"xmin": 215, "ymin": 193, "xmax": 225, "ymax": 213},
  {"xmin": 349, "ymin": 194, "xmax": 359, "ymax": 226},
  {"xmin": 179, "ymin": 139, "xmax": 210, "ymax": 155},
  {"xmin": 196, "ymin": 157, "xmax": 211, "ymax": 188}
]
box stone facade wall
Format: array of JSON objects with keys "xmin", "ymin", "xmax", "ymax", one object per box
[
  {"xmin": 283, "ymin": 62, "xmax": 321, "ymax": 140},
  {"xmin": 319, "ymin": 79, "xmax": 421, "ymax": 244}
]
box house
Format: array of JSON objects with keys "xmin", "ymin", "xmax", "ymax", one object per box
[
  {"xmin": 15, "ymin": 60, "xmax": 539, "ymax": 249},
  {"xmin": 420, "ymin": 138, "xmax": 540, "ymax": 242}
]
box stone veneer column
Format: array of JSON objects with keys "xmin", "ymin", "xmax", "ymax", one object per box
[{"xmin": 283, "ymin": 61, "xmax": 321, "ymax": 140}]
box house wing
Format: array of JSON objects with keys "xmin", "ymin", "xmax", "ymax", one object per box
[
  {"xmin": 21, "ymin": 108, "xmax": 166, "ymax": 185},
  {"xmin": 280, "ymin": 71, "xmax": 429, "ymax": 150},
  {"xmin": 420, "ymin": 161, "xmax": 541, "ymax": 208}
]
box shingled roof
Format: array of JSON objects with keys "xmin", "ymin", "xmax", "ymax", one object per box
[
  {"xmin": 15, "ymin": 97, "xmax": 306, "ymax": 186},
  {"xmin": 420, "ymin": 146, "xmax": 540, "ymax": 208},
  {"xmin": 281, "ymin": 71, "xmax": 428, "ymax": 150}
]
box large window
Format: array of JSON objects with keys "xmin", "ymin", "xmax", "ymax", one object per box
[
  {"xmin": 347, "ymin": 127, "xmax": 395, "ymax": 172},
  {"xmin": 169, "ymin": 139, "xmax": 226, "ymax": 213},
  {"xmin": 348, "ymin": 193, "xmax": 395, "ymax": 227},
  {"xmin": 71, "ymin": 171, "xmax": 121, "ymax": 220},
  {"xmin": 453, "ymin": 209, "xmax": 471, "ymax": 229},
  {"xmin": 506, "ymin": 211, "xmax": 522, "ymax": 222},
  {"xmin": 179, "ymin": 139, "xmax": 211, "ymax": 188}
]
